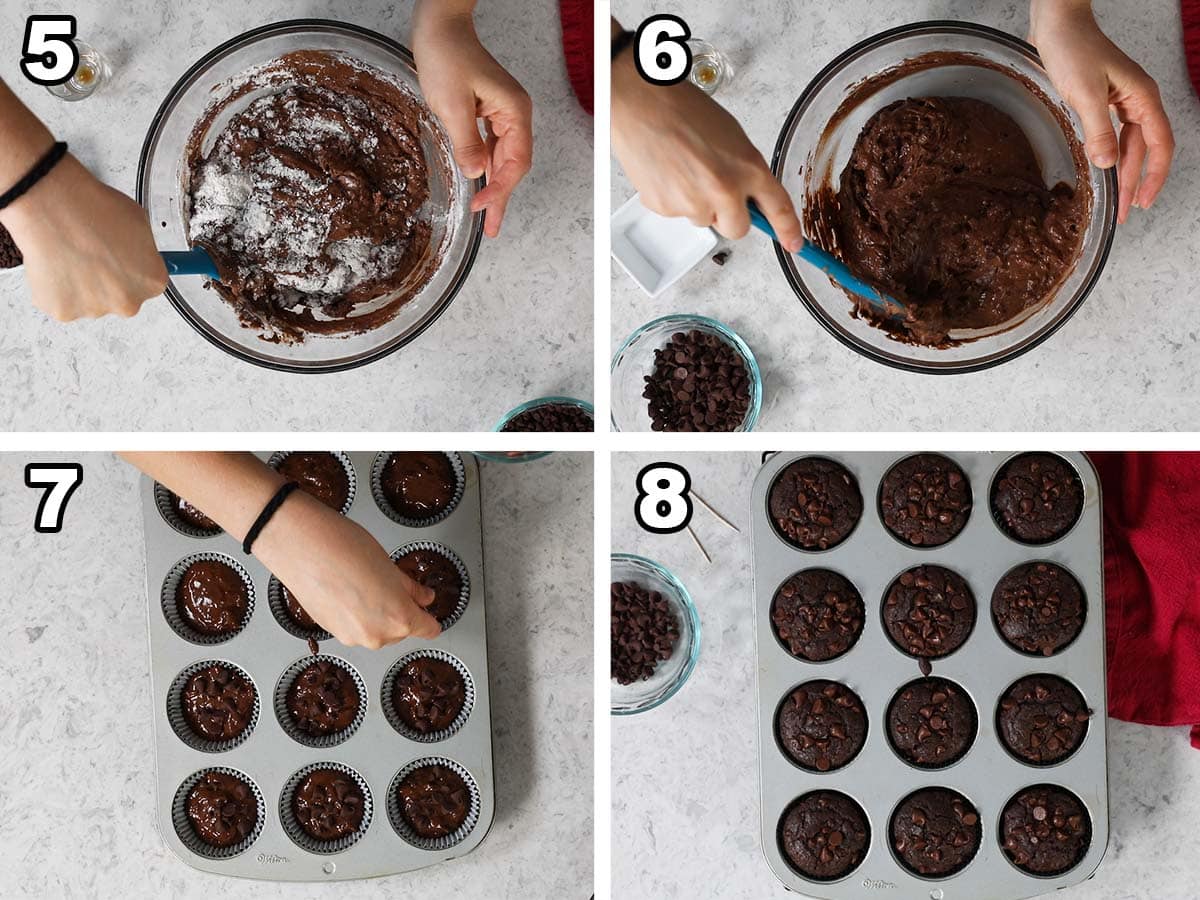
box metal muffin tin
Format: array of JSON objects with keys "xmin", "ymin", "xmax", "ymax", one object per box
[
  {"xmin": 140, "ymin": 451, "xmax": 494, "ymax": 881},
  {"xmin": 752, "ymin": 452, "xmax": 1108, "ymax": 899}
]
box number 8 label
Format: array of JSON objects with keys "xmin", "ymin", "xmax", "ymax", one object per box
[{"xmin": 635, "ymin": 463, "xmax": 693, "ymax": 534}]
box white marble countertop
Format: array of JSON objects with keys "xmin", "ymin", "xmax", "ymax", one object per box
[
  {"xmin": 611, "ymin": 0, "xmax": 1200, "ymax": 431},
  {"xmin": 0, "ymin": 451, "xmax": 592, "ymax": 899},
  {"xmin": 0, "ymin": 0, "xmax": 592, "ymax": 431},
  {"xmin": 611, "ymin": 451, "xmax": 1200, "ymax": 899}
]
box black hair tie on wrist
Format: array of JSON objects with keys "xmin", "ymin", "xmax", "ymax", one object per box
[
  {"xmin": 0, "ymin": 141, "xmax": 69, "ymax": 212},
  {"xmin": 611, "ymin": 29, "xmax": 636, "ymax": 61},
  {"xmin": 243, "ymin": 482, "xmax": 301, "ymax": 555}
]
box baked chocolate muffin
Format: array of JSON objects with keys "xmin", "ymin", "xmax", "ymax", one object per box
[
  {"xmin": 286, "ymin": 660, "xmax": 361, "ymax": 736},
  {"xmin": 892, "ymin": 787, "xmax": 981, "ymax": 878},
  {"xmin": 276, "ymin": 452, "xmax": 350, "ymax": 512},
  {"xmin": 879, "ymin": 454, "xmax": 971, "ymax": 547},
  {"xmin": 175, "ymin": 560, "xmax": 249, "ymax": 636},
  {"xmin": 280, "ymin": 583, "xmax": 320, "ymax": 631},
  {"xmin": 771, "ymin": 569, "xmax": 864, "ymax": 661},
  {"xmin": 391, "ymin": 657, "xmax": 467, "ymax": 734},
  {"xmin": 1002, "ymin": 785, "xmax": 1091, "ymax": 875},
  {"xmin": 292, "ymin": 768, "xmax": 365, "ymax": 842},
  {"xmin": 992, "ymin": 562, "xmax": 1085, "ymax": 656},
  {"xmin": 887, "ymin": 677, "xmax": 976, "ymax": 769},
  {"xmin": 181, "ymin": 664, "xmax": 256, "ymax": 742},
  {"xmin": 397, "ymin": 764, "xmax": 471, "ymax": 839},
  {"xmin": 394, "ymin": 549, "xmax": 462, "ymax": 622},
  {"xmin": 997, "ymin": 675, "xmax": 1091, "ymax": 765},
  {"xmin": 883, "ymin": 565, "xmax": 975, "ymax": 659},
  {"xmin": 779, "ymin": 791, "xmax": 870, "ymax": 881},
  {"xmin": 991, "ymin": 453, "xmax": 1083, "ymax": 544},
  {"xmin": 186, "ymin": 771, "xmax": 258, "ymax": 848},
  {"xmin": 170, "ymin": 492, "xmax": 219, "ymax": 532},
  {"xmin": 769, "ymin": 458, "xmax": 862, "ymax": 550},
  {"xmin": 777, "ymin": 680, "xmax": 867, "ymax": 772},
  {"xmin": 381, "ymin": 452, "xmax": 458, "ymax": 520}
]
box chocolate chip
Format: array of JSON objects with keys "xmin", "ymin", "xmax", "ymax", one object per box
[
  {"xmin": 501, "ymin": 402, "xmax": 593, "ymax": 432},
  {"xmin": 642, "ymin": 329, "xmax": 751, "ymax": 432},
  {"xmin": 611, "ymin": 581, "xmax": 680, "ymax": 685}
]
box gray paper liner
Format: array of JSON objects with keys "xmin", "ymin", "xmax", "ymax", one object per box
[
  {"xmin": 274, "ymin": 654, "xmax": 368, "ymax": 748},
  {"xmin": 172, "ymin": 767, "xmax": 266, "ymax": 860},
  {"xmin": 386, "ymin": 757, "xmax": 481, "ymax": 851},
  {"xmin": 388, "ymin": 540, "xmax": 470, "ymax": 632},
  {"xmin": 987, "ymin": 452, "xmax": 1086, "ymax": 547},
  {"xmin": 370, "ymin": 452, "xmax": 466, "ymax": 527},
  {"xmin": 167, "ymin": 659, "xmax": 260, "ymax": 753},
  {"xmin": 154, "ymin": 482, "xmax": 222, "ymax": 538},
  {"xmin": 267, "ymin": 451, "xmax": 357, "ymax": 516},
  {"xmin": 381, "ymin": 649, "xmax": 476, "ymax": 743},
  {"xmin": 267, "ymin": 575, "xmax": 334, "ymax": 643},
  {"xmin": 161, "ymin": 552, "xmax": 256, "ymax": 645},
  {"xmin": 279, "ymin": 761, "xmax": 374, "ymax": 855}
]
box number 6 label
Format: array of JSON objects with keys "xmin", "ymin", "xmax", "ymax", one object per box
[
  {"xmin": 25, "ymin": 463, "xmax": 83, "ymax": 533},
  {"xmin": 21, "ymin": 15, "xmax": 79, "ymax": 87},
  {"xmin": 634, "ymin": 14, "xmax": 692, "ymax": 86},
  {"xmin": 635, "ymin": 463, "xmax": 693, "ymax": 534}
]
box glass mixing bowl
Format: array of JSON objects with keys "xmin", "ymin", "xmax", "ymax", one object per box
[
  {"xmin": 137, "ymin": 19, "xmax": 483, "ymax": 373},
  {"xmin": 610, "ymin": 554, "xmax": 701, "ymax": 715},
  {"xmin": 772, "ymin": 21, "xmax": 1117, "ymax": 374}
]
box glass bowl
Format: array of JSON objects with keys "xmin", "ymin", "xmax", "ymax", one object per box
[
  {"xmin": 493, "ymin": 396, "xmax": 595, "ymax": 432},
  {"xmin": 136, "ymin": 19, "xmax": 483, "ymax": 373},
  {"xmin": 611, "ymin": 554, "xmax": 701, "ymax": 715},
  {"xmin": 610, "ymin": 314, "xmax": 763, "ymax": 432},
  {"xmin": 471, "ymin": 451, "xmax": 554, "ymax": 464},
  {"xmin": 772, "ymin": 21, "xmax": 1117, "ymax": 374}
]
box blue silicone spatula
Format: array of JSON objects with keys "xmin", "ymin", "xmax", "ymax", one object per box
[
  {"xmin": 747, "ymin": 202, "xmax": 904, "ymax": 317},
  {"xmin": 160, "ymin": 248, "xmax": 219, "ymax": 279}
]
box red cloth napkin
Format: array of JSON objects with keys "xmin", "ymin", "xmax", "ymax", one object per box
[
  {"xmin": 1090, "ymin": 452, "xmax": 1200, "ymax": 748},
  {"xmin": 1184, "ymin": 0, "xmax": 1200, "ymax": 100},
  {"xmin": 559, "ymin": 0, "xmax": 593, "ymax": 115}
]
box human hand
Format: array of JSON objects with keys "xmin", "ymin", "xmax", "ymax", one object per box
[
  {"xmin": 2, "ymin": 154, "xmax": 167, "ymax": 320},
  {"xmin": 413, "ymin": 5, "xmax": 533, "ymax": 238},
  {"xmin": 1030, "ymin": 0, "xmax": 1174, "ymax": 223},
  {"xmin": 254, "ymin": 492, "xmax": 441, "ymax": 649},
  {"xmin": 611, "ymin": 48, "xmax": 802, "ymax": 250}
]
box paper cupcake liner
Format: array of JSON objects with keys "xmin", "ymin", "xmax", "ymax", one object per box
[
  {"xmin": 386, "ymin": 757, "xmax": 481, "ymax": 851},
  {"xmin": 274, "ymin": 654, "xmax": 367, "ymax": 749},
  {"xmin": 161, "ymin": 552, "xmax": 256, "ymax": 645},
  {"xmin": 171, "ymin": 766, "xmax": 265, "ymax": 860},
  {"xmin": 166, "ymin": 659, "xmax": 260, "ymax": 753},
  {"xmin": 267, "ymin": 575, "xmax": 334, "ymax": 643},
  {"xmin": 267, "ymin": 451, "xmax": 357, "ymax": 516},
  {"xmin": 388, "ymin": 540, "xmax": 471, "ymax": 632},
  {"xmin": 279, "ymin": 761, "xmax": 374, "ymax": 855},
  {"xmin": 370, "ymin": 452, "xmax": 466, "ymax": 527},
  {"xmin": 154, "ymin": 482, "xmax": 222, "ymax": 538},
  {"xmin": 381, "ymin": 649, "xmax": 476, "ymax": 743}
]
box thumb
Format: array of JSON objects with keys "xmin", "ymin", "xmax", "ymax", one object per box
[
  {"xmin": 408, "ymin": 604, "xmax": 442, "ymax": 641},
  {"xmin": 1073, "ymin": 92, "xmax": 1118, "ymax": 168},
  {"xmin": 414, "ymin": 584, "xmax": 437, "ymax": 608},
  {"xmin": 441, "ymin": 101, "xmax": 488, "ymax": 179}
]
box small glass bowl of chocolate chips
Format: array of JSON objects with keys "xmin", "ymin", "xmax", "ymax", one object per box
[
  {"xmin": 611, "ymin": 314, "xmax": 762, "ymax": 433},
  {"xmin": 611, "ymin": 553, "xmax": 701, "ymax": 714}
]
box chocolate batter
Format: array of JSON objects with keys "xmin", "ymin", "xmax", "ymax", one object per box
[
  {"xmin": 394, "ymin": 548, "xmax": 462, "ymax": 622},
  {"xmin": 171, "ymin": 492, "xmax": 219, "ymax": 532},
  {"xmin": 292, "ymin": 768, "xmax": 364, "ymax": 842},
  {"xmin": 182, "ymin": 663, "xmax": 256, "ymax": 742},
  {"xmin": 397, "ymin": 765, "xmax": 470, "ymax": 839},
  {"xmin": 286, "ymin": 659, "xmax": 360, "ymax": 736},
  {"xmin": 806, "ymin": 54, "xmax": 1090, "ymax": 346},
  {"xmin": 175, "ymin": 560, "xmax": 249, "ymax": 636},
  {"xmin": 186, "ymin": 771, "xmax": 258, "ymax": 848},
  {"xmin": 391, "ymin": 657, "xmax": 467, "ymax": 734},
  {"xmin": 280, "ymin": 583, "xmax": 320, "ymax": 631},
  {"xmin": 380, "ymin": 452, "xmax": 457, "ymax": 520},
  {"xmin": 275, "ymin": 451, "xmax": 350, "ymax": 512},
  {"xmin": 185, "ymin": 51, "xmax": 445, "ymax": 343}
]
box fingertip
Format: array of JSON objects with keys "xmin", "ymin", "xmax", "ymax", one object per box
[{"xmin": 1089, "ymin": 149, "xmax": 1116, "ymax": 169}]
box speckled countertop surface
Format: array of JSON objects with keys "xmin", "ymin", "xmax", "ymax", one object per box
[
  {"xmin": 611, "ymin": 0, "xmax": 1200, "ymax": 431},
  {"xmin": 0, "ymin": 451, "xmax": 592, "ymax": 899},
  {"xmin": 0, "ymin": 0, "xmax": 591, "ymax": 431},
  {"xmin": 611, "ymin": 451, "xmax": 1200, "ymax": 899}
]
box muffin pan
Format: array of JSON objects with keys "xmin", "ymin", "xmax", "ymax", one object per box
[
  {"xmin": 752, "ymin": 452, "xmax": 1108, "ymax": 899},
  {"xmin": 140, "ymin": 452, "xmax": 494, "ymax": 881}
]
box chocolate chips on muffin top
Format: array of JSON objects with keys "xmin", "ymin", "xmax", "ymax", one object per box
[
  {"xmin": 397, "ymin": 765, "xmax": 471, "ymax": 839},
  {"xmin": 391, "ymin": 657, "xmax": 467, "ymax": 734},
  {"xmin": 186, "ymin": 771, "xmax": 258, "ymax": 848},
  {"xmin": 883, "ymin": 565, "xmax": 975, "ymax": 659},
  {"xmin": 769, "ymin": 458, "xmax": 862, "ymax": 550},
  {"xmin": 182, "ymin": 664, "xmax": 256, "ymax": 742},
  {"xmin": 611, "ymin": 581, "xmax": 679, "ymax": 685},
  {"xmin": 776, "ymin": 680, "xmax": 867, "ymax": 772},
  {"xmin": 1002, "ymin": 785, "xmax": 1091, "ymax": 875},
  {"xmin": 393, "ymin": 549, "xmax": 462, "ymax": 622},
  {"xmin": 286, "ymin": 659, "xmax": 360, "ymax": 736},
  {"xmin": 643, "ymin": 329, "xmax": 752, "ymax": 431},
  {"xmin": 887, "ymin": 677, "xmax": 976, "ymax": 769},
  {"xmin": 879, "ymin": 453, "xmax": 971, "ymax": 547},
  {"xmin": 991, "ymin": 453, "xmax": 1083, "ymax": 544},
  {"xmin": 175, "ymin": 560, "xmax": 249, "ymax": 636},
  {"xmin": 998, "ymin": 675, "xmax": 1091, "ymax": 765},
  {"xmin": 779, "ymin": 791, "xmax": 870, "ymax": 881},
  {"xmin": 770, "ymin": 569, "xmax": 864, "ymax": 661},
  {"xmin": 891, "ymin": 787, "xmax": 981, "ymax": 877},
  {"xmin": 992, "ymin": 562, "xmax": 1085, "ymax": 656},
  {"xmin": 292, "ymin": 768, "xmax": 365, "ymax": 842}
]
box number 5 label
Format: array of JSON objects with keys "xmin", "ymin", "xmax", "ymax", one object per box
[
  {"xmin": 25, "ymin": 463, "xmax": 83, "ymax": 533},
  {"xmin": 634, "ymin": 14, "xmax": 692, "ymax": 86},
  {"xmin": 635, "ymin": 463, "xmax": 693, "ymax": 534},
  {"xmin": 21, "ymin": 16, "xmax": 79, "ymax": 87}
]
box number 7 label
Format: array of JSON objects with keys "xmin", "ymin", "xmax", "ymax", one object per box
[{"xmin": 24, "ymin": 462, "xmax": 83, "ymax": 533}]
